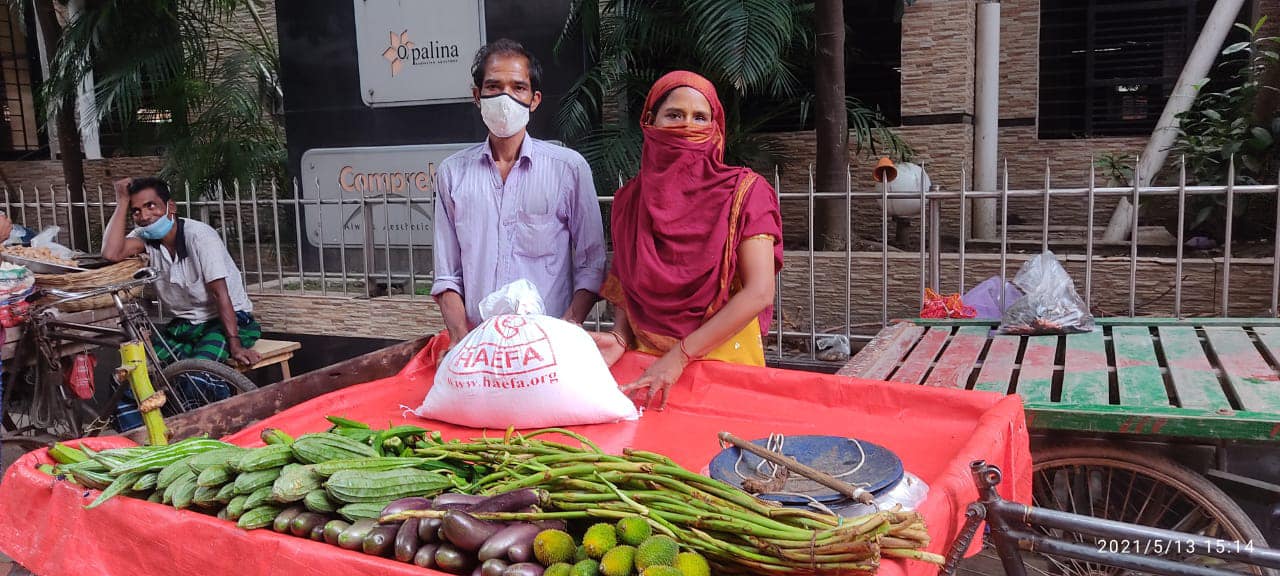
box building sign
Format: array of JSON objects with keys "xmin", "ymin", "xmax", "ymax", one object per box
[
  {"xmin": 300, "ymin": 143, "xmax": 471, "ymax": 247},
  {"xmin": 353, "ymin": 0, "xmax": 486, "ymax": 107}
]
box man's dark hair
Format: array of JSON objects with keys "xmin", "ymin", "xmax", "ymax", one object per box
[
  {"xmin": 127, "ymin": 177, "xmax": 172, "ymax": 203},
  {"xmin": 470, "ymin": 38, "xmax": 542, "ymax": 92}
]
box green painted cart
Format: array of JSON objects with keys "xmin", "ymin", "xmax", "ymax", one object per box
[{"xmin": 841, "ymin": 318, "xmax": 1280, "ymax": 569}]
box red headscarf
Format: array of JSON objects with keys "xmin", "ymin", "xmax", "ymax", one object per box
[{"xmin": 607, "ymin": 71, "xmax": 783, "ymax": 346}]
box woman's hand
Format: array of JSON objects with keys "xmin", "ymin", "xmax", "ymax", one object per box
[
  {"xmin": 590, "ymin": 331, "xmax": 626, "ymax": 367},
  {"xmin": 0, "ymin": 213, "xmax": 11, "ymax": 242},
  {"xmin": 620, "ymin": 349, "xmax": 688, "ymax": 411}
]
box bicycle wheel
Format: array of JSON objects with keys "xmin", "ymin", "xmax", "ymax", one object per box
[
  {"xmin": 156, "ymin": 359, "xmax": 258, "ymax": 416},
  {"xmin": 957, "ymin": 445, "xmax": 1271, "ymax": 576}
]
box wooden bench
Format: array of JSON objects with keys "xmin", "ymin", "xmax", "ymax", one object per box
[{"xmin": 244, "ymin": 339, "xmax": 301, "ymax": 379}]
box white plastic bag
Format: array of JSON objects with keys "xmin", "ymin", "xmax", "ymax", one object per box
[
  {"xmin": 415, "ymin": 280, "xmax": 639, "ymax": 429},
  {"xmin": 836, "ymin": 472, "xmax": 930, "ymax": 517},
  {"xmin": 3, "ymin": 223, "xmax": 25, "ymax": 246},
  {"xmin": 999, "ymin": 251, "xmax": 1094, "ymax": 335},
  {"xmin": 31, "ymin": 226, "xmax": 76, "ymax": 260},
  {"xmin": 0, "ymin": 262, "xmax": 34, "ymax": 305},
  {"xmin": 478, "ymin": 279, "xmax": 546, "ymax": 318}
]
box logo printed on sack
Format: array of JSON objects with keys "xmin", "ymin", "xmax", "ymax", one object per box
[
  {"xmin": 493, "ymin": 316, "xmax": 527, "ymax": 338},
  {"xmin": 449, "ymin": 317, "xmax": 558, "ymax": 378}
]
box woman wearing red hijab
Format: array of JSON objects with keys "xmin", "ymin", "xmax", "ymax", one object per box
[{"xmin": 594, "ymin": 71, "xmax": 783, "ymax": 410}]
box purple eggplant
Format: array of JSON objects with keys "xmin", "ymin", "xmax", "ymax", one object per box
[
  {"xmin": 434, "ymin": 543, "xmax": 475, "ymax": 574},
  {"xmin": 419, "ymin": 517, "xmax": 443, "ymax": 542},
  {"xmin": 507, "ymin": 542, "xmax": 532, "ymax": 564},
  {"xmin": 502, "ymin": 563, "xmax": 546, "ymax": 576},
  {"xmin": 273, "ymin": 505, "xmax": 306, "ymax": 533},
  {"xmin": 382, "ymin": 497, "xmax": 432, "ymax": 517},
  {"xmin": 338, "ymin": 519, "xmax": 378, "ymax": 550},
  {"xmin": 413, "ymin": 543, "xmax": 440, "ymax": 569},
  {"xmin": 395, "ymin": 518, "xmax": 422, "ymax": 563},
  {"xmin": 323, "ymin": 520, "xmax": 351, "ymax": 546},
  {"xmin": 469, "ymin": 489, "xmax": 542, "ymax": 514},
  {"xmin": 362, "ymin": 524, "xmax": 399, "ymax": 557},
  {"xmin": 481, "ymin": 559, "xmax": 510, "ymax": 576},
  {"xmin": 477, "ymin": 524, "xmax": 542, "ymax": 562},
  {"xmin": 433, "ymin": 493, "xmax": 486, "ymax": 509},
  {"xmin": 471, "ymin": 568, "xmax": 485, "ymax": 576},
  {"xmin": 290, "ymin": 512, "xmax": 328, "ymax": 538},
  {"xmin": 442, "ymin": 510, "xmax": 503, "ymax": 552}
]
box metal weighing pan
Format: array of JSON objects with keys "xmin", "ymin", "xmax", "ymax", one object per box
[{"xmin": 0, "ymin": 252, "xmax": 89, "ymax": 274}]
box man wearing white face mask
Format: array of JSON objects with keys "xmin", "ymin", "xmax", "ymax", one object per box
[{"xmin": 432, "ymin": 38, "xmax": 607, "ymax": 345}]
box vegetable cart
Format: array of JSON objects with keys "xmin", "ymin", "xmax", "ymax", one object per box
[
  {"xmin": 840, "ymin": 317, "xmax": 1280, "ymax": 554},
  {"xmin": 0, "ymin": 335, "xmax": 1033, "ymax": 576}
]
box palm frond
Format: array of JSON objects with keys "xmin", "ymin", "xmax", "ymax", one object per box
[
  {"xmin": 555, "ymin": 0, "xmax": 912, "ymax": 187},
  {"xmin": 685, "ymin": 0, "xmax": 796, "ymax": 91},
  {"xmin": 39, "ymin": 0, "xmax": 282, "ymax": 186},
  {"xmin": 847, "ymin": 96, "xmax": 913, "ymax": 161},
  {"xmin": 577, "ymin": 122, "xmax": 643, "ymax": 191},
  {"xmin": 554, "ymin": 0, "xmax": 599, "ymax": 60}
]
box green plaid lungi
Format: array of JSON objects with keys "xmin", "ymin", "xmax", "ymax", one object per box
[{"xmin": 152, "ymin": 310, "xmax": 262, "ymax": 364}]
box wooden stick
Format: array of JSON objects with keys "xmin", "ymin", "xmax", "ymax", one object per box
[{"xmin": 718, "ymin": 432, "xmax": 874, "ymax": 505}]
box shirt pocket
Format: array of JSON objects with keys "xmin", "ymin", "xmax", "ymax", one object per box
[
  {"xmin": 513, "ymin": 211, "xmax": 560, "ymax": 259},
  {"xmin": 167, "ymin": 260, "xmax": 195, "ymax": 285}
]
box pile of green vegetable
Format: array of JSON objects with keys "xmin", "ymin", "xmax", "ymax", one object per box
[
  {"xmin": 392, "ymin": 428, "xmax": 942, "ymax": 574},
  {"xmin": 40, "ymin": 417, "xmax": 942, "ymax": 575}
]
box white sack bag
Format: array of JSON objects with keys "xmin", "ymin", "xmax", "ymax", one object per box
[{"xmin": 415, "ymin": 280, "xmax": 639, "ymax": 428}]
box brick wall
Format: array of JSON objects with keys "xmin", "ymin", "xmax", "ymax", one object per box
[
  {"xmin": 0, "ymin": 157, "xmax": 165, "ymax": 193},
  {"xmin": 1000, "ymin": 0, "xmax": 1039, "ymax": 119},
  {"xmin": 759, "ymin": 0, "xmax": 1276, "ymax": 245},
  {"xmin": 900, "ymin": 0, "xmax": 975, "ymax": 116},
  {"xmin": 1260, "ymin": 0, "xmax": 1280, "ymax": 36},
  {"xmin": 211, "ymin": 0, "xmax": 278, "ymax": 71}
]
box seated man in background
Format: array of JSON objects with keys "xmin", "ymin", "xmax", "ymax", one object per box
[{"xmin": 102, "ymin": 177, "xmax": 262, "ymax": 368}]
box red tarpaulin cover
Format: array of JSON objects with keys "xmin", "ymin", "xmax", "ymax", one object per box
[{"xmin": 0, "ymin": 337, "xmax": 1031, "ymax": 576}]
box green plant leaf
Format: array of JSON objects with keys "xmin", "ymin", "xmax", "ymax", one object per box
[
  {"xmin": 1249, "ymin": 126, "xmax": 1273, "ymax": 148},
  {"xmin": 40, "ymin": 0, "xmax": 283, "ymax": 187},
  {"xmin": 685, "ymin": 0, "xmax": 798, "ymax": 91},
  {"xmin": 1222, "ymin": 41, "xmax": 1250, "ymax": 55}
]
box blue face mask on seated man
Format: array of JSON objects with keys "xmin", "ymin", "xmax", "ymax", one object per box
[{"xmin": 137, "ymin": 214, "xmax": 175, "ymax": 240}]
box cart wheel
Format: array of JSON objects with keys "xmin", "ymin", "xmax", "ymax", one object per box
[
  {"xmin": 157, "ymin": 359, "xmax": 258, "ymax": 416},
  {"xmin": 957, "ymin": 444, "xmax": 1272, "ymax": 576}
]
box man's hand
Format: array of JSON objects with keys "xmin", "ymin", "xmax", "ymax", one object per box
[
  {"xmin": 435, "ymin": 329, "xmax": 465, "ymax": 364},
  {"xmin": 619, "ymin": 349, "xmax": 688, "ymax": 411},
  {"xmin": 229, "ymin": 342, "xmax": 262, "ymax": 367},
  {"xmin": 434, "ymin": 290, "xmax": 470, "ymax": 362},
  {"xmin": 563, "ymin": 289, "xmax": 598, "ymax": 325},
  {"xmin": 113, "ymin": 178, "xmax": 132, "ymax": 204}
]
